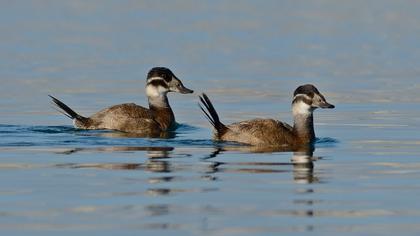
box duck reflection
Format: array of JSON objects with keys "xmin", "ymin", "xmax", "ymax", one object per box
[
  {"xmin": 146, "ymin": 159, "xmax": 171, "ymax": 172},
  {"xmin": 55, "ymin": 145, "xmax": 220, "ymax": 197},
  {"xmin": 202, "ymin": 144, "xmax": 319, "ymax": 184},
  {"xmin": 58, "ymin": 146, "xmax": 174, "ymax": 158},
  {"xmin": 95, "ymin": 130, "xmax": 176, "ymax": 139},
  {"xmin": 56, "ymin": 158, "xmax": 172, "ymax": 172},
  {"xmin": 291, "ymin": 149, "xmax": 318, "ymax": 184},
  {"xmin": 55, "ymin": 146, "xmax": 174, "ymax": 172}
]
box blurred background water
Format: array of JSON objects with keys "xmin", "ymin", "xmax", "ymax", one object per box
[{"xmin": 1, "ymin": 1, "xmax": 420, "ymax": 235}]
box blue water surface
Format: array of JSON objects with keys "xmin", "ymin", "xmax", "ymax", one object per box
[{"xmin": 1, "ymin": 1, "xmax": 420, "ymax": 236}]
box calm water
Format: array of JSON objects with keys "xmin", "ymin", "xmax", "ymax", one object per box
[{"xmin": 1, "ymin": 1, "xmax": 420, "ymax": 235}]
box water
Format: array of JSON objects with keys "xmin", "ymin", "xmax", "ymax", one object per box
[{"xmin": 1, "ymin": 1, "xmax": 420, "ymax": 235}]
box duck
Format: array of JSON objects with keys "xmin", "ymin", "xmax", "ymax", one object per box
[
  {"xmin": 199, "ymin": 84, "xmax": 334, "ymax": 147},
  {"xmin": 50, "ymin": 67, "xmax": 193, "ymax": 135}
]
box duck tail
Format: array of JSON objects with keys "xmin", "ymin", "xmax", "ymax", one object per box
[
  {"xmin": 199, "ymin": 93, "xmax": 228, "ymax": 138},
  {"xmin": 49, "ymin": 95, "xmax": 86, "ymax": 122}
]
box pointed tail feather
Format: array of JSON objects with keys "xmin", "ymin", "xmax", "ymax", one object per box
[
  {"xmin": 49, "ymin": 95, "xmax": 85, "ymax": 121},
  {"xmin": 199, "ymin": 93, "xmax": 228, "ymax": 138}
]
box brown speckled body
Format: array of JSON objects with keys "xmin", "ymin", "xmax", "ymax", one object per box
[
  {"xmin": 50, "ymin": 67, "xmax": 193, "ymax": 136},
  {"xmin": 216, "ymin": 116, "xmax": 313, "ymax": 147},
  {"xmin": 75, "ymin": 103, "xmax": 175, "ymax": 135},
  {"xmin": 199, "ymin": 84, "xmax": 334, "ymax": 148},
  {"xmin": 220, "ymin": 119, "xmax": 293, "ymax": 146}
]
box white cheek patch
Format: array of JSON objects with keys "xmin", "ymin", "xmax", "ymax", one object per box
[
  {"xmin": 146, "ymin": 85, "xmax": 168, "ymax": 97},
  {"xmin": 293, "ymin": 101, "xmax": 312, "ymax": 116}
]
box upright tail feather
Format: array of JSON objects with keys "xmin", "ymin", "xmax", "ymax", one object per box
[
  {"xmin": 49, "ymin": 95, "xmax": 85, "ymax": 121},
  {"xmin": 199, "ymin": 93, "xmax": 228, "ymax": 138}
]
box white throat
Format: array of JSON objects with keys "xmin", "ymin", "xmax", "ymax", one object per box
[
  {"xmin": 146, "ymin": 84, "xmax": 168, "ymax": 98},
  {"xmin": 292, "ymin": 101, "xmax": 312, "ymax": 116},
  {"xmin": 146, "ymin": 85, "xmax": 169, "ymax": 108}
]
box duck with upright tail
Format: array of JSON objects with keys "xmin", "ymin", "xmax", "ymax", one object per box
[
  {"xmin": 199, "ymin": 84, "xmax": 334, "ymax": 147},
  {"xmin": 49, "ymin": 67, "xmax": 193, "ymax": 136}
]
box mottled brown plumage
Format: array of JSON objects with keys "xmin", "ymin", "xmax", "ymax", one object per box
[
  {"xmin": 74, "ymin": 103, "xmax": 174, "ymax": 135},
  {"xmin": 222, "ymin": 119, "xmax": 295, "ymax": 146},
  {"xmin": 199, "ymin": 84, "xmax": 334, "ymax": 148},
  {"xmin": 50, "ymin": 67, "xmax": 193, "ymax": 136}
]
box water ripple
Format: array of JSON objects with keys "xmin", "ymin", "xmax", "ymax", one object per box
[{"xmin": 0, "ymin": 124, "xmax": 213, "ymax": 148}]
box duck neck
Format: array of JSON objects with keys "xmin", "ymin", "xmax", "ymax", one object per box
[
  {"xmin": 148, "ymin": 95, "xmax": 175, "ymax": 131},
  {"xmin": 293, "ymin": 113, "xmax": 315, "ymax": 143},
  {"xmin": 292, "ymin": 103, "xmax": 315, "ymax": 144}
]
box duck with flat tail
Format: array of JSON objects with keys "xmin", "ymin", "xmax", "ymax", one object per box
[
  {"xmin": 49, "ymin": 67, "xmax": 193, "ymax": 136},
  {"xmin": 199, "ymin": 84, "xmax": 334, "ymax": 148}
]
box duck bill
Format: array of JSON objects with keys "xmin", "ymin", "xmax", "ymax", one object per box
[
  {"xmin": 177, "ymin": 84, "xmax": 194, "ymax": 94},
  {"xmin": 320, "ymin": 102, "xmax": 335, "ymax": 109},
  {"xmin": 171, "ymin": 75, "xmax": 194, "ymax": 94},
  {"xmin": 173, "ymin": 80, "xmax": 194, "ymax": 94}
]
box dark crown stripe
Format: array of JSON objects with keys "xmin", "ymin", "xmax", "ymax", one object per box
[
  {"xmin": 293, "ymin": 84, "xmax": 319, "ymax": 97},
  {"xmin": 147, "ymin": 67, "xmax": 173, "ymax": 82}
]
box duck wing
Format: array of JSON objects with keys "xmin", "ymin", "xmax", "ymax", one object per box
[
  {"xmin": 90, "ymin": 103, "xmax": 153, "ymax": 119},
  {"xmin": 87, "ymin": 103, "xmax": 159, "ymax": 132},
  {"xmin": 225, "ymin": 118, "xmax": 294, "ymax": 146}
]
